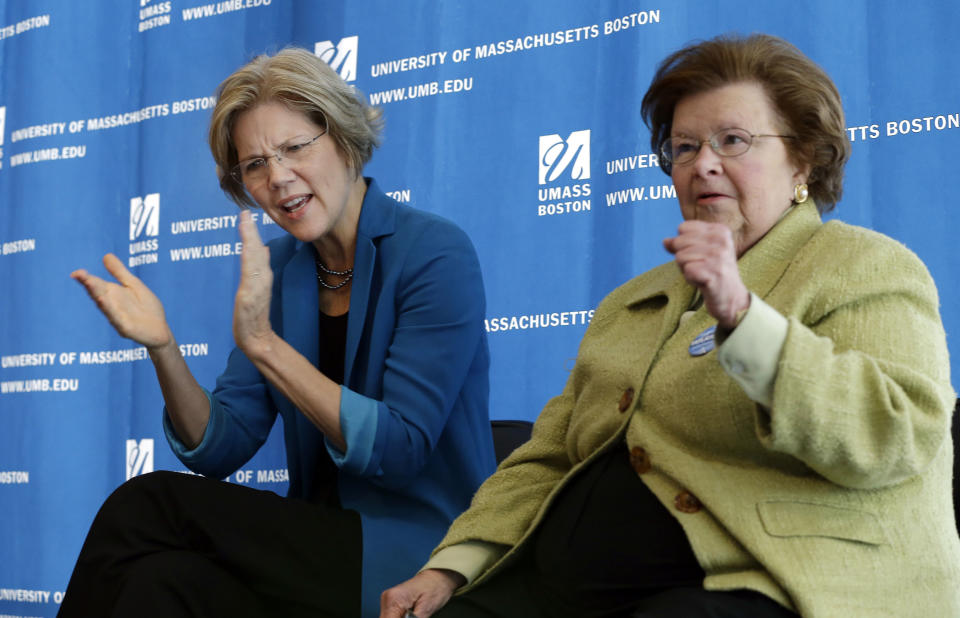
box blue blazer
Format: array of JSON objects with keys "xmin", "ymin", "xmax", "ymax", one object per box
[{"xmin": 165, "ymin": 179, "xmax": 495, "ymax": 616}]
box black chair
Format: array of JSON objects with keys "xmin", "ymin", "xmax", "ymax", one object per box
[{"xmin": 490, "ymin": 420, "xmax": 533, "ymax": 464}]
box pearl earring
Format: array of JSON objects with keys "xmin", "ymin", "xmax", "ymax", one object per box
[{"xmin": 793, "ymin": 183, "xmax": 809, "ymax": 204}]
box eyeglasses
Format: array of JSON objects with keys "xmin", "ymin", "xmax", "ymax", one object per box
[
  {"xmin": 659, "ymin": 128, "xmax": 795, "ymax": 173},
  {"xmin": 228, "ymin": 121, "xmax": 328, "ymax": 189}
]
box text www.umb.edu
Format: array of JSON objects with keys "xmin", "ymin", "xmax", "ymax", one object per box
[
  {"xmin": 2, "ymin": 379, "xmax": 78, "ymax": 393},
  {"xmin": 182, "ymin": 0, "xmax": 270, "ymax": 20},
  {"xmin": 169, "ymin": 242, "xmax": 243, "ymax": 261},
  {"xmin": 605, "ymin": 184, "xmax": 676, "ymax": 206},
  {"xmin": 369, "ymin": 78, "xmax": 473, "ymax": 104},
  {"xmin": 9, "ymin": 145, "xmax": 86, "ymax": 167}
]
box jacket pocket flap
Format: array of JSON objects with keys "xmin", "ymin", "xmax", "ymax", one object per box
[{"xmin": 757, "ymin": 501, "xmax": 887, "ymax": 545}]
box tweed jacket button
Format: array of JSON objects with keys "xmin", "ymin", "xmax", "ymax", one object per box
[
  {"xmin": 618, "ymin": 388, "xmax": 635, "ymax": 412},
  {"xmin": 674, "ymin": 490, "xmax": 702, "ymax": 514},
  {"xmin": 629, "ymin": 446, "xmax": 651, "ymax": 474}
]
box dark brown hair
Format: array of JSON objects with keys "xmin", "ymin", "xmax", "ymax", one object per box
[{"xmin": 641, "ymin": 33, "xmax": 850, "ymax": 212}]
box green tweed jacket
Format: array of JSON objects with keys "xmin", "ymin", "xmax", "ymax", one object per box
[{"xmin": 436, "ymin": 201, "xmax": 959, "ymax": 616}]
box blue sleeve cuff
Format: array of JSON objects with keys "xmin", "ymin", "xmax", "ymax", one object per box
[
  {"xmin": 324, "ymin": 385, "xmax": 381, "ymax": 476},
  {"xmin": 162, "ymin": 388, "xmax": 222, "ymax": 466}
]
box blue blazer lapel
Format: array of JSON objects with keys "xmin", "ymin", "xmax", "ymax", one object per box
[
  {"xmin": 346, "ymin": 233, "xmax": 374, "ymax": 386},
  {"xmin": 278, "ymin": 241, "xmax": 325, "ymax": 496},
  {"xmin": 280, "ymin": 242, "xmax": 321, "ymax": 368},
  {"xmin": 344, "ymin": 179, "xmax": 396, "ymax": 386}
]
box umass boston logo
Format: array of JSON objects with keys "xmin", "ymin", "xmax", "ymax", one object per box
[
  {"xmin": 126, "ymin": 438, "xmax": 154, "ymax": 480},
  {"xmin": 129, "ymin": 193, "xmax": 160, "ymax": 267},
  {"xmin": 315, "ymin": 35, "xmax": 357, "ymax": 82},
  {"xmin": 537, "ymin": 130, "xmax": 592, "ymax": 217}
]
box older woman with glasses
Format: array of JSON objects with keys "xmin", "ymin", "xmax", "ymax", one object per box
[
  {"xmin": 61, "ymin": 47, "xmax": 495, "ymax": 618},
  {"xmin": 381, "ymin": 34, "xmax": 958, "ymax": 618}
]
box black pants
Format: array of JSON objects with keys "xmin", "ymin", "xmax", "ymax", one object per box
[
  {"xmin": 435, "ymin": 549, "xmax": 798, "ymax": 618},
  {"xmin": 57, "ymin": 471, "xmax": 362, "ymax": 618},
  {"xmin": 437, "ymin": 444, "xmax": 799, "ymax": 618}
]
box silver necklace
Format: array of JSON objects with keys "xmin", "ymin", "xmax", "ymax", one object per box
[{"xmin": 315, "ymin": 255, "xmax": 353, "ymax": 290}]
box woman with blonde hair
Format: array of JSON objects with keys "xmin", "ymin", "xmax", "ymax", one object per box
[{"xmin": 60, "ymin": 47, "xmax": 495, "ymax": 618}]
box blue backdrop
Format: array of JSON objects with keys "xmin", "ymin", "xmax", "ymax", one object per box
[{"xmin": 2, "ymin": 1, "xmax": 959, "ymax": 613}]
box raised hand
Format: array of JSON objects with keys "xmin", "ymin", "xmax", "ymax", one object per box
[
  {"xmin": 233, "ymin": 210, "xmax": 274, "ymax": 352},
  {"xmin": 664, "ymin": 220, "xmax": 750, "ymax": 329},
  {"xmin": 71, "ymin": 254, "xmax": 173, "ymax": 349}
]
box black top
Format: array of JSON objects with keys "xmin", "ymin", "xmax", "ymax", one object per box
[
  {"xmin": 532, "ymin": 442, "xmax": 704, "ymax": 614},
  {"xmin": 308, "ymin": 310, "xmax": 349, "ymax": 507}
]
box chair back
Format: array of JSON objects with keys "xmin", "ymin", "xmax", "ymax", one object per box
[{"xmin": 490, "ymin": 420, "xmax": 533, "ymax": 464}]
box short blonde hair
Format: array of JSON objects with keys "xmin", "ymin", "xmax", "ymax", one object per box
[
  {"xmin": 641, "ymin": 34, "xmax": 850, "ymax": 212},
  {"xmin": 209, "ymin": 47, "xmax": 383, "ymax": 207}
]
